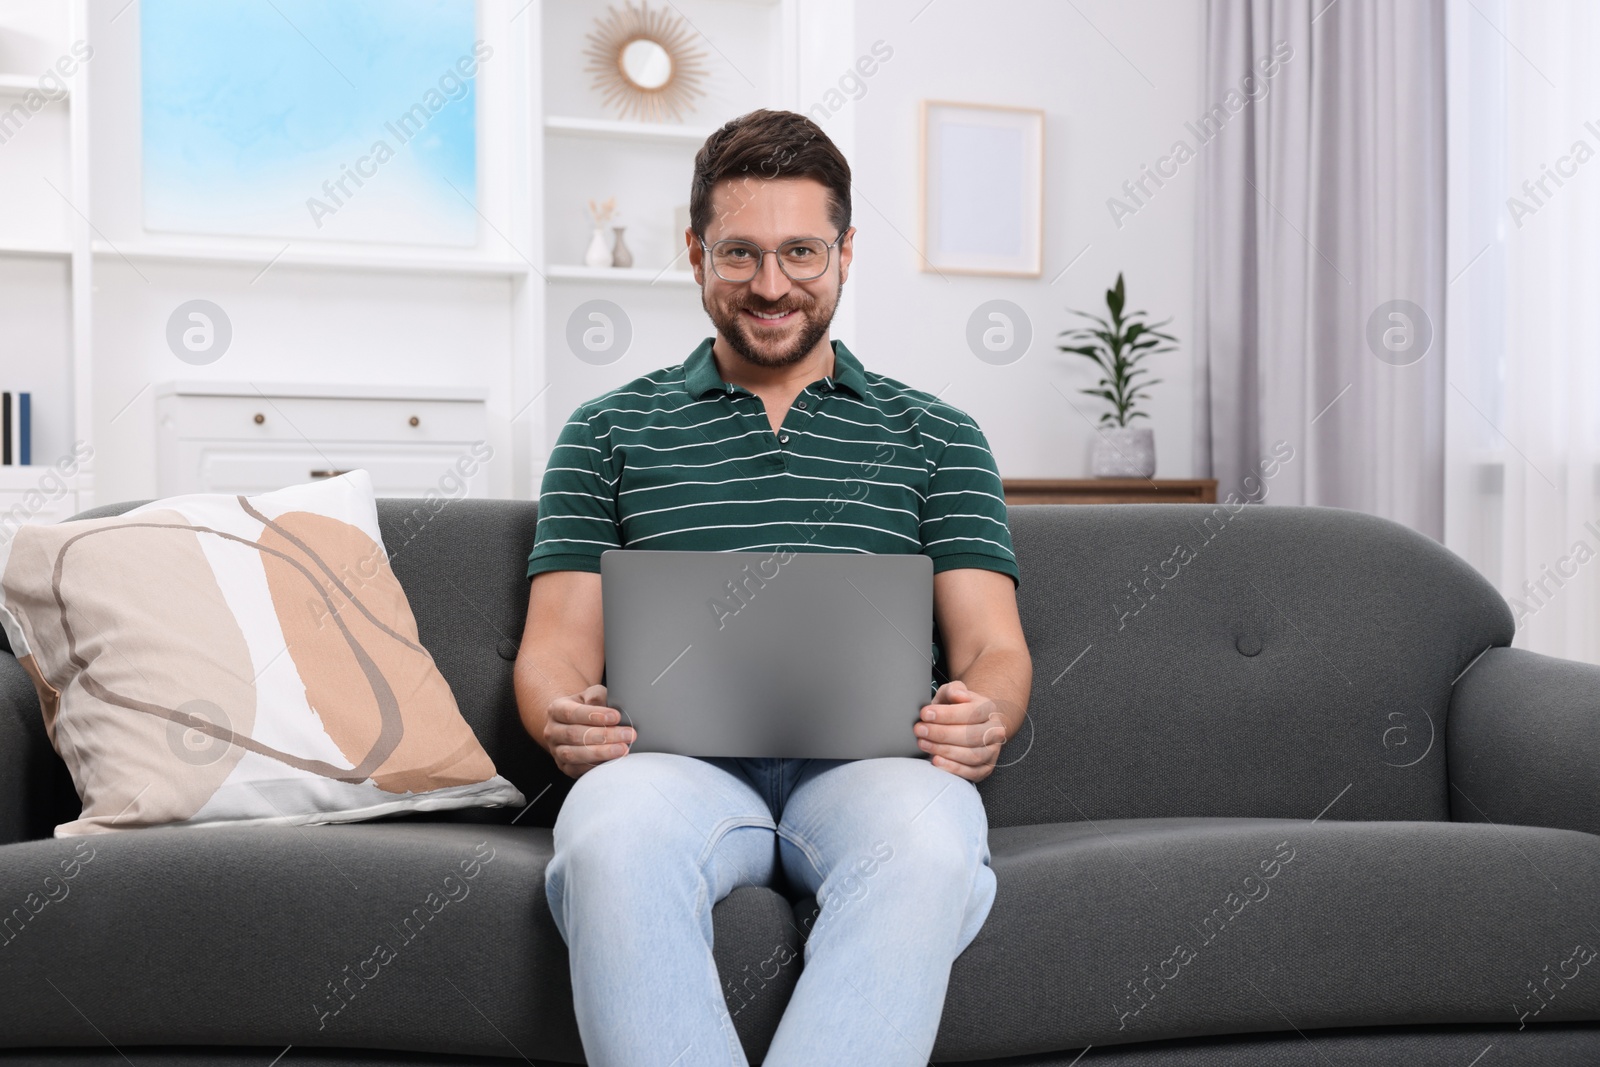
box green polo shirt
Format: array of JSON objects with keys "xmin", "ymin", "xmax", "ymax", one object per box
[{"xmin": 527, "ymin": 336, "xmax": 1019, "ymax": 687}]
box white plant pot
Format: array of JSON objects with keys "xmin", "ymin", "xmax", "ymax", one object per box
[
  {"xmin": 583, "ymin": 227, "xmax": 612, "ymax": 268},
  {"xmin": 1091, "ymin": 425, "xmax": 1156, "ymax": 478}
]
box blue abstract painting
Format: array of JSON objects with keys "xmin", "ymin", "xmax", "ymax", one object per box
[{"xmin": 141, "ymin": 0, "xmax": 482, "ymax": 245}]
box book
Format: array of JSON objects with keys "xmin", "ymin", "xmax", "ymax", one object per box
[{"xmin": 0, "ymin": 393, "xmax": 32, "ymax": 465}]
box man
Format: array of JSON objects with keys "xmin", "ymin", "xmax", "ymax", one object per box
[{"xmin": 514, "ymin": 108, "xmax": 1031, "ymax": 1066}]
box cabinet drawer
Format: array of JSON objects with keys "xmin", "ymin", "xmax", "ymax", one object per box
[
  {"xmin": 176, "ymin": 443, "xmax": 491, "ymax": 498},
  {"xmin": 158, "ymin": 395, "xmax": 487, "ymax": 444},
  {"xmin": 0, "ymin": 490, "xmax": 81, "ymax": 536}
]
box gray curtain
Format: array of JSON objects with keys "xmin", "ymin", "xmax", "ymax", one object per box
[{"xmin": 1194, "ymin": 0, "xmax": 1447, "ymax": 538}]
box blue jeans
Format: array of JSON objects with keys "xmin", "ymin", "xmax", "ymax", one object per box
[{"xmin": 543, "ymin": 752, "xmax": 998, "ymax": 1066}]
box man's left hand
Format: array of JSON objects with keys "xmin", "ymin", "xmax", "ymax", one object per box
[{"xmin": 915, "ymin": 680, "xmax": 1009, "ymax": 783}]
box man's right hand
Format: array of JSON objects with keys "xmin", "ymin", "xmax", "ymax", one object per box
[{"xmin": 545, "ymin": 684, "xmax": 635, "ymax": 779}]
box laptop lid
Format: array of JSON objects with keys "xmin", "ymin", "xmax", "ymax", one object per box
[{"xmin": 600, "ymin": 549, "xmax": 933, "ymax": 760}]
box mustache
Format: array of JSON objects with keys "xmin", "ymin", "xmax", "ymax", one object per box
[{"xmin": 738, "ymin": 297, "xmax": 808, "ymax": 314}]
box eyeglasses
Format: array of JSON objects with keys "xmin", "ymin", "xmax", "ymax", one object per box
[{"xmin": 699, "ymin": 232, "xmax": 844, "ymax": 283}]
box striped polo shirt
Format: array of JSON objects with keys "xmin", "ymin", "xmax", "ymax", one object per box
[{"xmin": 527, "ymin": 336, "xmax": 1019, "ymax": 686}]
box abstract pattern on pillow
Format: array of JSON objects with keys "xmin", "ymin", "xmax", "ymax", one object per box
[{"xmin": 0, "ymin": 470, "xmax": 524, "ymax": 836}]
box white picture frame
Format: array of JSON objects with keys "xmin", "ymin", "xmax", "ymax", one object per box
[{"xmin": 918, "ymin": 100, "xmax": 1045, "ymax": 277}]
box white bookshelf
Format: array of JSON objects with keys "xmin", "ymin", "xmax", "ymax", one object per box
[{"xmin": 0, "ymin": 0, "xmax": 93, "ymax": 523}]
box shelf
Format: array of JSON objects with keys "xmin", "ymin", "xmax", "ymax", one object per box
[
  {"xmin": 0, "ymin": 465, "xmax": 72, "ymax": 488},
  {"xmin": 91, "ymin": 242, "xmax": 533, "ymax": 277},
  {"xmin": 0, "ymin": 243, "xmax": 72, "ymax": 258},
  {"xmin": 154, "ymin": 381, "xmax": 489, "ymax": 402},
  {"xmin": 545, "ymin": 264, "xmax": 698, "ymax": 286},
  {"xmin": 544, "ymin": 115, "xmax": 718, "ymax": 145},
  {"xmin": 0, "ymin": 73, "xmax": 67, "ymax": 97}
]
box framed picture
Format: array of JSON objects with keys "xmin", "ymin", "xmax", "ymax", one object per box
[{"xmin": 918, "ymin": 100, "xmax": 1045, "ymax": 277}]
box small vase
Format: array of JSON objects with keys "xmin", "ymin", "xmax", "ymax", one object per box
[
  {"xmin": 583, "ymin": 227, "xmax": 612, "ymax": 268},
  {"xmin": 1091, "ymin": 425, "xmax": 1156, "ymax": 478},
  {"xmin": 610, "ymin": 226, "xmax": 633, "ymax": 269}
]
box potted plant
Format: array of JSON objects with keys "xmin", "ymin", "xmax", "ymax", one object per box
[{"xmin": 1057, "ymin": 272, "xmax": 1177, "ymax": 478}]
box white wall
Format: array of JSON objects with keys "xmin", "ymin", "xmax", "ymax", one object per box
[{"xmin": 849, "ymin": 0, "xmax": 1204, "ymax": 479}]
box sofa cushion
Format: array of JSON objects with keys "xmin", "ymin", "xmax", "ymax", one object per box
[
  {"xmin": 6, "ymin": 812, "xmax": 1599, "ymax": 1061},
  {"xmin": 908, "ymin": 816, "xmax": 1600, "ymax": 1060},
  {"xmin": 7, "ymin": 1025, "xmax": 1600, "ymax": 1065},
  {"xmin": 0, "ymin": 822, "xmax": 801, "ymax": 1063}
]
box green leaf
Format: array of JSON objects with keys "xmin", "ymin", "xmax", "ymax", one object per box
[
  {"xmin": 1063, "ymin": 309, "xmax": 1113, "ymax": 330},
  {"xmin": 1061, "ymin": 271, "xmax": 1180, "ymax": 426}
]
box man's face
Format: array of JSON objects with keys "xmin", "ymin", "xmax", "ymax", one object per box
[{"xmin": 691, "ymin": 176, "xmax": 854, "ymax": 372}]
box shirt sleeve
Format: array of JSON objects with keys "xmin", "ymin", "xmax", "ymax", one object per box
[
  {"xmin": 919, "ymin": 414, "xmax": 1020, "ymax": 588},
  {"xmin": 526, "ymin": 411, "xmax": 622, "ymax": 579}
]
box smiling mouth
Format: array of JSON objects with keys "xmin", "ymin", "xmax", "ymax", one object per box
[{"xmin": 743, "ymin": 307, "xmax": 798, "ymax": 326}]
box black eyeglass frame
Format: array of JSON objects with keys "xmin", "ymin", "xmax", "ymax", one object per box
[{"xmin": 697, "ymin": 231, "xmax": 847, "ymax": 283}]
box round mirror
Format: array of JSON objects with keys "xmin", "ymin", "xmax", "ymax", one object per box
[
  {"xmin": 584, "ymin": 3, "xmax": 708, "ymax": 123},
  {"xmin": 620, "ymin": 38, "xmax": 673, "ymax": 91}
]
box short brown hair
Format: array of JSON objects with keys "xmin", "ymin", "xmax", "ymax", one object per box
[{"xmin": 689, "ymin": 109, "xmax": 851, "ymax": 242}]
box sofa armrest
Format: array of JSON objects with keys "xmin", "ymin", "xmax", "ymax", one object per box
[
  {"xmin": 0, "ymin": 651, "xmax": 74, "ymax": 845},
  {"xmin": 1449, "ymin": 646, "xmax": 1600, "ymax": 836}
]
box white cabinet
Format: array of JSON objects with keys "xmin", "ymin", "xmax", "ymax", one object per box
[
  {"xmin": 155, "ymin": 382, "xmax": 492, "ymax": 499},
  {"xmin": 0, "ymin": 463, "xmax": 87, "ymax": 541}
]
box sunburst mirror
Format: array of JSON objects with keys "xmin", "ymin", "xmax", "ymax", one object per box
[{"xmin": 583, "ymin": 1, "xmax": 710, "ymax": 123}]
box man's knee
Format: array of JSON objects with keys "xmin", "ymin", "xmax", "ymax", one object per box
[
  {"xmin": 552, "ymin": 752, "xmax": 756, "ymax": 869},
  {"xmin": 871, "ymin": 758, "xmax": 988, "ymax": 828},
  {"xmin": 894, "ymin": 822, "xmax": 985, "ymax": 889},
  {"xmin": 556, "ymin": 756, "xmax": 691, "ymax": 849},
  {"xmin": 861, "ymin": 761, "xmax": 988, "ymax": 869}
]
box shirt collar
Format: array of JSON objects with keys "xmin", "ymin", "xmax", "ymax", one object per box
[{"xmin": 683, "ymin": 337, "xmax": 869, "ymax": 400}]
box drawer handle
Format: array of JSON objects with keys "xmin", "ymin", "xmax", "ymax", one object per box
[
  {"xmin": 309, "ymin": 469, "xmax": 352, "ymax": 479},
  {"xmin": 253, "ymin": 413, "xmax": 265, "ymax": 425},
  {"xmin": 408, "ymin": 415, "xmax": 420, "ymax": 427}
]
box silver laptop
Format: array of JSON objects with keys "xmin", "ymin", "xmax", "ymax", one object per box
[{"xmin": 600, "ymin": 549, "xmax": 933, "ymax": 760}]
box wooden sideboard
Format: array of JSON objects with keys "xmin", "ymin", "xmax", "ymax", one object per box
[{"xmin": 1002, "ymin": 478, "xmax": 1218, "ymax": 505}]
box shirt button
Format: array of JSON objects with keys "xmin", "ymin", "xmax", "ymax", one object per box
[
  {"xmin": 779, "ymin": 434, "xmax": 789, "ymax": 444},
  {"xmin": 797, "ymin": 400, "xmax": 807, "ymax": 409}
]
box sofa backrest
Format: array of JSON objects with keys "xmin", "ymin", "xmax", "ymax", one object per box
[
  {"xmin": 59, "ymin": 497, "xmax": 1513, "ymax": 832},
  {"xmin": 982, "ymin": 502, "xmax": 1512, "ymax": 828}
]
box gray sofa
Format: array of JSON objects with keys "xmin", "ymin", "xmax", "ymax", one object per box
[{"xmin": 3, "ymin": 497, "xmax": 1600, "ymax": 1065}]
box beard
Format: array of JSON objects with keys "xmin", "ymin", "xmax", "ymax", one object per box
[{"xmin": 703, "ymin": 273, "xmax": 842, "ymax": 371}]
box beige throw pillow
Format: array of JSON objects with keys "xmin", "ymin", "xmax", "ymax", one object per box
[{"xmin": 0, "ymin": 470, "xmax": 524, "ymax": 835}]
